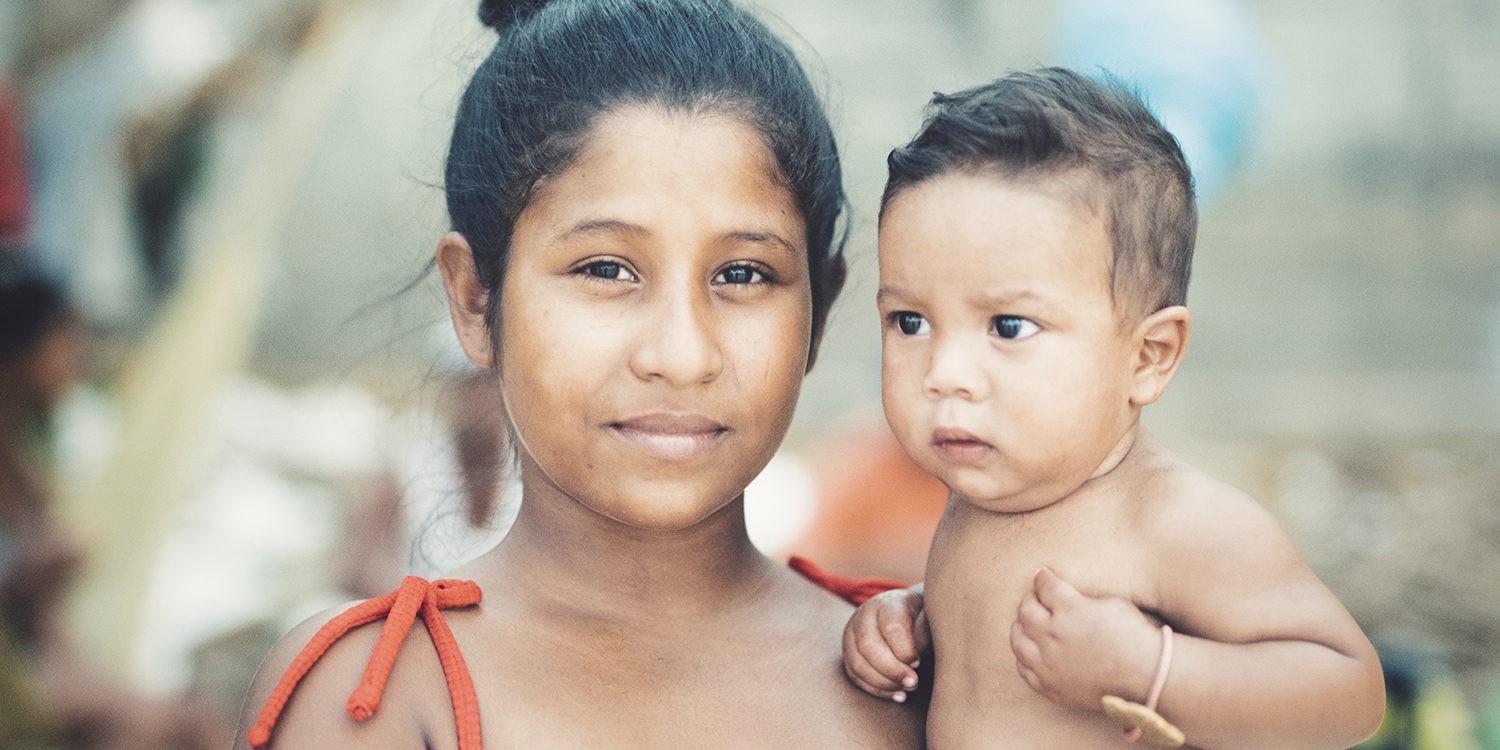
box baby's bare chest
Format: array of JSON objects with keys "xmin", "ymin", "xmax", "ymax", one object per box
[
  {"xmin": 928, "ymin": 505, "xmax": 1153, "ymax": 618},
  {"xmin": 923, "ymin": 511, "xmax": 1156, "ymax": 749}
]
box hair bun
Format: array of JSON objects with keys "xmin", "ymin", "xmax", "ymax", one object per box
[{"xmin": 479, "ymin": 0, "xmax": 552, "ymax": 30}]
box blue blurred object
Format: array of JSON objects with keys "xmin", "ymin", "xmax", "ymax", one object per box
[{"xmin": 1054, "ymin": 0, "xmax": 1272, "ymax": 208}]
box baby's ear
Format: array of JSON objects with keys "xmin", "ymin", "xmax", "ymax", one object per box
[
  {"xmin": 1127, "ymin": 305, "xmax": 1191, "ymax": 407},
  {"xmin": 436, "ymin": 232, "xmax": 494, "ymax": 368}
]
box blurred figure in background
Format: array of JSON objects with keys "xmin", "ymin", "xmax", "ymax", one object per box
[
  {"xmin": 0, "ymin": 77, "xmax": 28, "ymax": 247},
  {"xmin": 0, "ymin": 254, "xmax": 221, "ymax": 750},
  {"xmin": 0, "ymin": 254, "xmax": 74, "ymax": 750}
]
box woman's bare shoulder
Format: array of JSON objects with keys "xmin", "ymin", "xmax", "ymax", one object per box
[
  {"xmin": 233, "ymin": 601, "xmax": 451, "ymax": 750},
  {"xmin": 770, "ymin": 564, "xmax": 927, "ymax": 748}
]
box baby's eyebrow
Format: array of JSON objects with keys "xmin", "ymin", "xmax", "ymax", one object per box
[
  {"xmin": 876, "ymin": 286, "xmax": 913, "ymax": 305},
  {"xmin": 973, "ymin": 288, "xmax": 1056, "ymax": 310}
]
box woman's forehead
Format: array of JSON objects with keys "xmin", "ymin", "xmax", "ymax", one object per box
[{"xmin": 518, "ymin": 106, "xmax": 804, "ymax": 245}]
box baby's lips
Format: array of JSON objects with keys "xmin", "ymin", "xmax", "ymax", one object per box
[{"xmin": 931, "ymin": 425, "xmax": 991, "ymax": 445}]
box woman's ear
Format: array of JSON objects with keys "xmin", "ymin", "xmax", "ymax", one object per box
[
  {"xmin": 1128, "ymin": 305, "xmax": 1191, "ymax": 407},
  {"xmin": 436, "ymin": 232, "xmax": 494, "ymax": 368}
]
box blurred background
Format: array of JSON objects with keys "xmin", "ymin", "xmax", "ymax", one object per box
[{"xmin": 0, "ymin": 0, "xmax": 1495, "ymax": 747}]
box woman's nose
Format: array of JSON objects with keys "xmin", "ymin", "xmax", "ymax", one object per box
[
  {"xmin": 923, "ymin": 334, "xmax": 990, "ymax": 401},
  {"xmin": 629, "ymin": 281, "xmax": 725, "ymax": 386}
]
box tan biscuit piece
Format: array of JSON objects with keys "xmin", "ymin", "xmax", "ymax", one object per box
[{"xmin": 1102, "ymin": 695, "xmax": 1186, "ymax": 747}]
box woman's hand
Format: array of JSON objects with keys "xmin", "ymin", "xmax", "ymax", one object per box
[
  {"xmin": 842, "ymin": 587, "xmax": 930, "ymax": 703},
  {"xmin": 1010, "ymin": 567, "xmax": 1160, "ymax": 710}
]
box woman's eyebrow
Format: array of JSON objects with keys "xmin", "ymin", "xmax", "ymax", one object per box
[
  {"xmin": 561, "ymin": 219, "xmax": 648, "ymax": 240},
  {"xmin": 723, "ymin": 230, "xmax": 799, "ymax": 257}
]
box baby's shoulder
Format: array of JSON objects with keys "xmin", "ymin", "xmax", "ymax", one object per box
[
  {"xmin": 1127, "ymin": 449, "xmax": 1298, "ymax": 573},
  {"xmin": 1119, "ymin": 442, "xmax": 1361, "ymax": 647},
  {"xmin": 233, "ymin": 599, "xmax": 451, "ymax": 750}
]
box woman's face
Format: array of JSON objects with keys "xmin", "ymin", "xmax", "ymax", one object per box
[{"xmin": 457, "ymin": 105, "xmax": 811, "ymax": 531}]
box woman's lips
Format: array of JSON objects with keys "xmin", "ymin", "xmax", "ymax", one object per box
[
  {"xmin": 611, "ymin": 413, "xmax": 729, "ymax": 460},
  {"xmin": 932, "ymin": 426, "xmax": 994, "ymax": 464}
]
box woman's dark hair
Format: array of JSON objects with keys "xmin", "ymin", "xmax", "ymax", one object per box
[
  {"xmin": 883, "ymin": 68, "xmax": 1196, "ymax": 318},
  {"xmin": 449, "ymin": 0, "xmax": 848, "ymax": 366}
]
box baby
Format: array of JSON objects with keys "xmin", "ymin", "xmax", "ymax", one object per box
[{"xmin": 842, "ymin": 68, "xmax": 1386, "ymax": 749}]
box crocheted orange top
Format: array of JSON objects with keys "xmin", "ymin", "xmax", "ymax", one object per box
[{"xmin": 247, "ymin": 558, "xmax": 907, "ymax": 750}]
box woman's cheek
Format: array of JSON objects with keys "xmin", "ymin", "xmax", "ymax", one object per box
[
  {"xmin": 726, "ymin": 294, "xmax": 809, "ymax": 437},
  {"xmin": 500, "ymin": 289, "xmax": 606, "ymax": 457}
]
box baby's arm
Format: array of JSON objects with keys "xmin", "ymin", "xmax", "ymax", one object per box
[
  {"xmin": 1012, "ymin": 493, "xmax": 1384, "ymax": 750},
  {"xmin": 841, "ymin": 586, "xmax": 930, "ymax": 703}
]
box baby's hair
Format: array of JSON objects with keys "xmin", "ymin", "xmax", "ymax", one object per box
[
  {"xmin": 450, "ymin": 0, "xmax": 848, "ymax": 365},
  {"xmin": 882, "ymin": 67, "xmax": 1197, "ymax": 318}
]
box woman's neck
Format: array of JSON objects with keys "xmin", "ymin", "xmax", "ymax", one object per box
[{"xmin": 471, "ymin": 453, "xmax": 777, "ymax": 623}]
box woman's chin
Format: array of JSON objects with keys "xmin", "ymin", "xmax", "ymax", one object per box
[{"xmin": 585, "ymin": 485, "xmax": 745, "ymax": 533}]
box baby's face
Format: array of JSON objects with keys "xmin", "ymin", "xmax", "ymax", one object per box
[{"xmin": 878, "ymin": 173, "xmax": 1140, "ymax": 513}]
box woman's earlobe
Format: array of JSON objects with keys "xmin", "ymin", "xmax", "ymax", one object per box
[
  {"xmin": 1129, "ymin": 305, "xmax": 1191, "ymax": 407},
  {"xmin": 436, "ymin": 232, "xmax": 495, "ymax": 368}
]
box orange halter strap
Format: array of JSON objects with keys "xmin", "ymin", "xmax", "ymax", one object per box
[
  {"xmin": 248, "ymin": 560, "xmax": 893, "ymax": 749},
  {"xmin": 247, "ymin": 576, "xmax": 484, "ymax": 750},
  {"xmin": 787, "ymin": 555, "xmax": 908, "ymax": 605}
]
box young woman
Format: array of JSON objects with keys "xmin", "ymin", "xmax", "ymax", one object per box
[{"xmin": 234, "ymin": 0, "xmax": 924, "ymax": 747}]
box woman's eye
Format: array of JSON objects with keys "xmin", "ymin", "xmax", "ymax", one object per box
[
  {"xmin": 583, "ymin": 260, "xmax": 637, "ymax": 281},
  {"xmin": 895, "ymin": 312, "xmax": 930, "ymax": 336},
  {"xmin": 714, "ymin": 265, "xmax": 765, "ymax": 285},
  {"xmin": 992, "ymin": 316, "xmax": 1039, "ymax": 340}
]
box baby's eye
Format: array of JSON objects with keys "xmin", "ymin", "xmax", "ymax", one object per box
[
  {"xmin": 713, "ymin": 264, "xmax": 767, "ymax": 285},
  {"xmin": 991, "ymin": 316, "xmax": 1039, "ymax": 340},
  {"xmin": 895, "ymin": 312, "xmax": 930, "ymax": 336},
  {"xmin": 582, "ymin": 260, "xmax": 638, "ymax": 282}
]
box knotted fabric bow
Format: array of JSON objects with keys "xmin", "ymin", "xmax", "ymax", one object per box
[{"xmin": 247, "ymin": 576, "xmax": 484, "ymax": 750}]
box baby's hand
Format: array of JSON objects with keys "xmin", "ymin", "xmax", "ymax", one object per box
[
  {"xmin": 1011, "ymin": 567, "xmax": 1162, "ymax": 710},
  {"xmin": 842, "ymin": 587, "xmax": 930, "ymax": 703}
]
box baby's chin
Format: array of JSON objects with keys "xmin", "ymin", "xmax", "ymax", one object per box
[{"xmin": 935, "ymin": 464, "xmax": 1076, "ymax": 515}]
